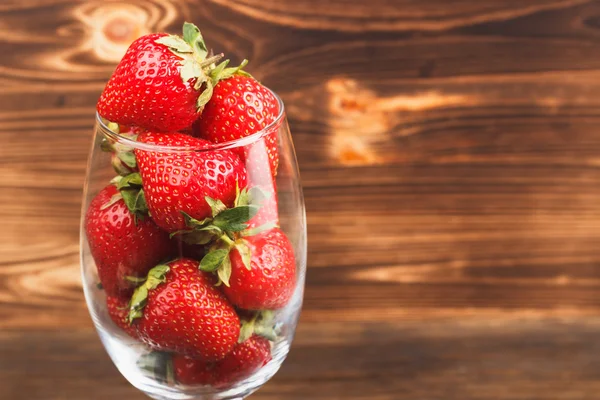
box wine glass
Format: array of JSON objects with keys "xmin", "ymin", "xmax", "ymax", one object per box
[{"xmin": 80, "ymin": 93, "xmax": 307, "ymax": 400}]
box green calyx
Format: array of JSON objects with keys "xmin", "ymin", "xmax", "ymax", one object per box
[
  {"xmin": 239, "ymin": 310, "xmax": 278, "ymax": 343},
  {"xmin": 101, "ymin": 129, "xmax": 138, "ymax": 176},
  {"xmin": 171, "ymin": 185, "xmax": 275, "ymax": 286},
  {"xmin": 107, "ymin": 172, "xmax": 148, "ymax": 221},
  {"xmin": 155, "ymin": 22, "xmax": 226, "ymax": 111},
  {"xmin": 127, "ymin": 264, "xmax": 170, "ymax": 324},
  {"xmin": 155, "ymin": 22, "xmax": 253, "ymax": 111}
]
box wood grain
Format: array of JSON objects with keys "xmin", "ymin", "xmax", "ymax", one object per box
[{"xmin": 3, "ymin": 0, "xmax": 600, "ymax": 399}]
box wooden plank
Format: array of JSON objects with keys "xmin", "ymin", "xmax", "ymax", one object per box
[{"xmin": 3, "ymin": 0, "xmax": 600, "ymax": 398}]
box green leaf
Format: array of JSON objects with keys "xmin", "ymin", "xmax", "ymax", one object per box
[
  {"xmin": 128, "ymin": 286, "xmax": 148, "ymax": 323},
  {"xmin": 107, "ymin": 122, "xmax": 120, "ymax": 133},
  {"xmin": 116, "ymin": 151, "xmax": 137, "ymax": 169},
  {"xmin": 213, "ymin": 205, "xmax": 259, "ymax": 232},
  {"xmin": 178, "ymin": 226, "xmax": 221, "ymax": 245},
  {"xmin": 205, "ymin": 196, "xmax": 227, "ymax": 217},
  {"xmin": 182, "ymin": 22, "xmax": 200, "ymax": 46},
  {"xmin": 249, "ymin": 186, "xmax": 271, "ymax": 204},
  {"xmin": 209, "ymin": 60, "xmax": 230, "ymax": 85},
  {"xmin": 120, "ymin": 190, "xmax": 138, "ymax": 214},
  {"xmin": 196, "ymin": 79, "xmax": 213, "ymax": 110},
  {"xmin": 110, "ymin": 175, "xmax": 123, "ymax": 185},
  {"xmin": 242, "ymin": 220, "xmax": 278, "ymax": 237},
  {"xmin": 217, "ymin": 255, "xmax": 232, "ymax": 287},
  {"xmin": 199, "ymin": 249, "xmax": 229, "ymax": 272},
  {"xmin": 134, "ymin": 190, "xmax": 148, "ymax": 214},
  {"xmin": 147, "ymin": 265, "xmax": 170, "ymax": 289},
  {"xmin": 235, "ymin": 240, "xmax": 252, "ymax": 270},
  {"xmin": 125, "ymin": 276, "xmax": 146, "ymax": 284},
  {"xmin": 180, "ymin": 59, "xmax": 203, "ymax": 83},
  {"xmin": 235, "ymin": 186, "xmax": 250, "ymax": 208},
  {"xmin": 221, "ymin": 59, "xmax": 249, "ymax": 81},
  {"xmin": 155, "ymin": 35, "xmax": 193, "ymax": 54},
  {"xmin": 238, "ymin": 316, "xmax": 256, "ymax": 343},
  {"xmin": 100, "ymin": 138, "xmax": 114, "ymax": 153},
  {"xmin": 101, "ymin": 193, "xmax": 122, "ymax": 210},
  {"xmin": 182, "ymin": 22, "xmax": 208, "ymax": 59},
  {"xmin": 127, "ymin": 264, "xmax": 170, "ymax": 323},
  {"xmin": 254, "ymin": 324, "xmax": 278, "ymax": 342},
  {"xmin": 180, "ymin": 211, "xmax": 212, "ymax": 229},
  {"xmin": 117, "ymin": 172, "xmax": 143, "ymax": 190}
]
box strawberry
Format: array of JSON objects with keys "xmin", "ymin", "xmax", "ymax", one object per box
[
  {"xmin": 135, "ymin": 131, "xmax": 248, "ymax": 233},
  {"xmin": 209, "ymin": 228, "xmax": 296, "ymax": 310},
  {"xmin": 106, "ymin": 296, "xmax": 138, "ymax": 339},
  {"xmin": 194, "ymin": 74, "xmax": 281, "ymax": 176},
  {"xmin": 172, "ymin": 354, "xmax": 215, "ymax": 386},
  {"xmin": 97, "ymin": 23, "xmax": 222, "ymax": 132},
  {"xmin": 214, "ymin": 335, "xmax": 271, "ymax": 387},
  {"xmin": 129, "ymin": 259, "xmax": 240, "ymax": 361},
  {"xmin": 172, "ymin": 335, "xmax": 271, "ymax": 388},
  {"xmin": 84, "ymin": 185, "xmax": 173, "ymax": 297}
]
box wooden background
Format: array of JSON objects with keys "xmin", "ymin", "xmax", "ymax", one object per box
[{"xmin": 3, "ymin": 0, "xmax": 600, "ymax": 398}]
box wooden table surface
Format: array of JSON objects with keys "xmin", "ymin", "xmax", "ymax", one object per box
[{"xmin": 3, "ymin": 0, "xmax": 600, "ymax": 399}]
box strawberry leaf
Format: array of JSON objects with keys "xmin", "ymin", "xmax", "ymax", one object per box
[
  {"xmin": 235, "ymin": 240, "xmax": 252, "ymax": 270},
  {"xmin": 205, "ymin": 196, "xmax": 227, "ymax": 217},
  {"xmin": 211, "ymin": 59, "xmax": 251, "ymax": 84},
  {"xmin": 234, "ymin": 186, "xmax": 250, "ymax": 208},
  {"xmin": 249, "ymin": 186, "xmax": 271, "ymax": 204},
  {"xmin": 242, "ymin": 220, "xmax": 278, "ymax": 237},
  {"xmin": 155, "ymin": 35, "xmax": 193, "ymax": 54},
  {"xmin": 196, "ymin": 80, "xmax": 214, "ymax": 110},
  {"xmin": 182, "ymin": 22, "xmax": 208, "ymax": 59},
  {"xmin": 180, "ymin": 211, "xmax": 212, "ymax": 228},
  {"xmin": 238, "ymin": 315, "xmax": 256, "ymax": 343},
  {"xmin": 199, "ymin": 249, "xmax": 229, "ymax": 272},
  {"xmin": 117, "ymin": 172, "xmax": 143, "ymax": 190},
  {"xmin": 101, "ymin": 193, "xmax": 122, "ymax": 210},
  {"xmin": 209, "ymin": 60, "xmax": 230, "ymax": 85},
  {"xmin": 182, "ymin": 226, "xmax": 222, "ymax": 245},
  {"xmin": 180, "ymin": 58, "xmax": 204, "ymax": 83},
  {"xmin": 212, "ymin": 205, "xmax": 259, "ymax": 232},
  {"xmin": 128, "ymin": 264, "xmax": 170, "ymax": 323},
  {"xmin": 217, "ymin": 255, "xmax": 232, "ymax": 287}
]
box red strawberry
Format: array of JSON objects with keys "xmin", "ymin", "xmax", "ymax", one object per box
[
  {"xmin": 223, "ymin": 228, "xmax": 296, "ymax": 310},
  {"xmin": 194, "ymin": 75, "xmax": 280, "ymax": 176},
  {"xmin": 85, "ymin": 185, "xmax": 173, "ymax": 297},
  {"xmin": 135, "ymin": 131, "xmax": 247, "ymax": 233},
  {"xmin": 106, "ymin": 296, "xmax": 138, "ymax": 339},
  {"xmin": 172, "ymin": 354, "xmax": 215, "ymax": 386},
  {"xmin": 172, "ymin": 335, "xmax": 271, "ymax": 388},
  {"xmin": 214, "ymin": 335, "xmax": 271, "ymax": 387},
  {"xmin": 130, "ymin": 259, "xmax": 240, "ymax": 361},
  {"xmin": 97, "ymin": 23, "xmax": 222, "ymax": 132}
]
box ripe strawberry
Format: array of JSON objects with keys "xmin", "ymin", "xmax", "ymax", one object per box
[
  {"xmin": 194, "ymin": 75, "xmax": 280, "ymax": 176},
  {"xmin": 223, "ymin": 228, "xmax": 296, "ymax": 310},
  {"xmin": 214, "ymin": 335, "xmax": 271, "ymax": 387},
  {"xmin": 135, "ymin": 131, "xmax": 247, "ymax": 233},
  {"xmin": 106, "ymin": 296, "xmax": 138, "ymax": 339},
  {"xmin": 85, "ymin": 185, "xmax": 173, "ymax": 297},
  {"xmin": 172, "ymin": 335, "xmax": 271, "ymax": 388},
  {"xmin": 97, "ymin": 23, "xmax": 222, "ymax": 132},
  {"xmin": 129, "ymin": 259, "xmax": 240, "ymax": 361},
  {"xmin": 172, "ymin": 354, "xmax": 215, "ymax": 386}
]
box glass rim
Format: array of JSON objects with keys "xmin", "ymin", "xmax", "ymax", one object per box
[{"xmin": 96, "ymin": 89, "xmax": 285, "ymax": 152}]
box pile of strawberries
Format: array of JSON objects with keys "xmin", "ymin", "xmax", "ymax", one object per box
[{"xmin": 85, "ymin": 22, "xmax": 296, "ymax": 387}]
